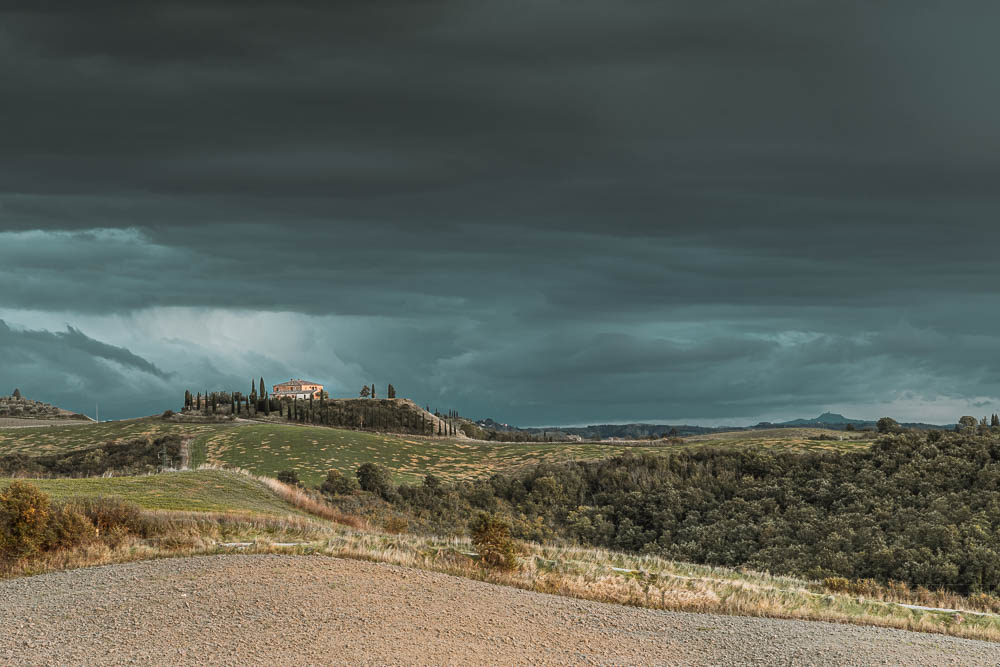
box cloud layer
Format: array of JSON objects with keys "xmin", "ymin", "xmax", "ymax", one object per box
[{"xmin": 1, "ymin": 2, "xmax": 999, "ymax": 423}]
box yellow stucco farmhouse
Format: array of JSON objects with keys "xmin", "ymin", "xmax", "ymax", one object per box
[{"xmin": 271, "ymin": 379, "xmax": 324, "ymax": 400}]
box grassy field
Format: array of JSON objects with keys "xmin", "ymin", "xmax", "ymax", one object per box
[
  {"xmin": 193, "ymin": 424, "xmax": 876, "ymax": 486},
  {"xmin": 1, "ymin": 418, "xmax": 877, "ymax": 487},
  {"xmin": 0, "ymin": 418, "xmax": 238, "ymax": 456},
  {"xmin": 680, "ymin": 427, "xmax": 874, "ymax": 453},
  {"xmin": 193, "ymin": 424, "xmax": 689, "ymax": 486},
  {"xmin": 0, "ymin": 469, "xmax": 309, "ymax": 516}
]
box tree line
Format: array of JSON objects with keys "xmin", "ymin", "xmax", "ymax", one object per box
[
  {"xmin": 181, "ymin": 378, "xmax": 468, "ymax": 436},
  {"xmin": 320, "ymin": 427, "xmax": 1000, "ymax": 595}
]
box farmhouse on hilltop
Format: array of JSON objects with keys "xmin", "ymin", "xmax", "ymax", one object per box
[{"xmin": 272, "ymin": 379, "xmax": 324, "ymax": 400}]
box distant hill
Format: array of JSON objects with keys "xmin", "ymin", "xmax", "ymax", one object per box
[
  {"xmin": 775, "ymin": 411, "xmax": 856, "ymax": 426},
  {"xmin": 0, "ymin": 393, "xmax": 91, "ymax": 422},
  {"xmin": 479, "ymin": 420, "xmax": 731, "ymax": 440},
  {"xmin": 763, "ymin": 412, "xmax": 949, "ymax": 431},
  {"xmin": 482, "ymin": 411, "xmax": 951, "ymax": 440}
]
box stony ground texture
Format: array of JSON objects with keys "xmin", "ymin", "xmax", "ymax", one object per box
[{"xmin": 0, "ymin": 555, "xmax": 996, "ymax": 666}]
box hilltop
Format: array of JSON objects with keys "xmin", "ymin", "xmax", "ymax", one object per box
[{"xmin": 0, "ymin": 391, "xmax": 91, "ymax": 425}]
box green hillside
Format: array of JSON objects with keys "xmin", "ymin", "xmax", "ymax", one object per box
[
  {"xmin": 193, "ymin": 423, "xmax": 689, "ymax": 485},
  {"xmin": 0, "ymin": 417, "xmax": 237, "ymax": 456},
  {"xmin": 0, "ymin": 469, "xmax": 306, "ymax": 516},
  {"xmin": 1, "ymin": 417, "xmax": 876, "ymax": 488}
]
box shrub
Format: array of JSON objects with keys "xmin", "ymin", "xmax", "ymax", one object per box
[
  {"xmin": 77, "ymin": 497, "xmax": 150, "ymax": 537},
  {"xmin": 0, "ymin": 481, "xmax": 51, "ymax": 564},
  {"xmin": 320, "ymin": 469, "xmax": 358, "ymax": 496},
  {"xmin": 277, "ymin": 470, "xmax": 301, "ymax": 487},
  {"xmin": 470, "ymin": 512, "xmax": 518, "ymax": 571},
  {"xmin": 384, "ymin": 516, "xmax": 408, "ymax": 534},
  {"xmin": 161, "ymin": 409, "xmax": 176, "ymax": 419},
  {"xmin": 356, "ymin": 463, "xmax": 394, "ymax": 499},
  {"xmin": 45, "ymin": 502, "xmax": 95, "ymax": 550}
]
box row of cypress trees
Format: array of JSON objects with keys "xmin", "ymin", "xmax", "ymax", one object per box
[{"xmin": 182, "ymin": 379, "xmax": 463, "ymax": 436}]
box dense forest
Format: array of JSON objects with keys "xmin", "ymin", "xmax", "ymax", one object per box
[{"xmin": 326, "ymin": 429, "xmax": 1000, "ymax": 594}]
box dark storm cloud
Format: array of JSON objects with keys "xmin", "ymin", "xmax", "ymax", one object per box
[
  {"xmin": 0, "ymin": 321, "xmax": 170, "ymax": 380},
  {"xmin": 0, "ymin": 320, "xmax": 175, "ymax": 418},
  {"xmin": 2, "ymin": 1, "xmax": 1000, "ymax": 423}
]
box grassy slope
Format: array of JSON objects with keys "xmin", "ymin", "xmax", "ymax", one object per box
[
  {"xmin": 0, "ymin": 469, "xmax": 307, "ymax": 516},
  {"xmin": 194, "ymin": 424, "xmax": 875, "ymax": 486},
  {"xmin": 680, "ymin": 427, "xmax": 875, "ymax": 453},
  {"xmin": 193, "ymin": 424, "xmax": 688, "ymax": 485},
  {"xmin": 1, "ymin": 418, "xmax": 876, "ymax": 487},
  {"xmin": 0, "ymin": 417, "xmax": 239, "ymax": 456}
]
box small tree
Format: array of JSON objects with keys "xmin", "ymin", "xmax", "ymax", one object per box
[
  {"xmin": 320, "ymin": 469, "xmax": 358, "ymax": 496},
  {"xmin": 387, "ymin": 384, "xmax": 396, "ymax": 399},
  {"xmin": 276, "ymin": 470, "xmax": 300, "ymax": 487},
  {"xmin": 876, "ymin": 417, "xmax": 902, "ymax": 434},
  {"xmin": 11, "ymin": 388, "xmax": 21, "ymax": 399},
  {"xmin": 957, "ymin": 415, "xmax": 978, "ymax": 432},
  {"xmin": 469, "ymin": 512, "xmax": 518, "ymax": 571},
  {"xmin": 0, "ymin": 481, "xmax": 51, "ymax": 565},
  {"xmin": 360, "ymin": 385, "xmax": 371, "ymax": 398},
  {"xmin": 371, "ymin": 384, "xmax": 376, "ymax": 399},
  {"xmin": 992, "ymin": 414, "xmax": 999, "ymax": 428},
  {"xmin": 356, "ymin": 462, "xmax": 393, "ymax": 498}
]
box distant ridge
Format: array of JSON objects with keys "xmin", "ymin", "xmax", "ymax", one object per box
[{"xmin": 482, "ymin": 411, "xmax": 952, "ymax": 440}]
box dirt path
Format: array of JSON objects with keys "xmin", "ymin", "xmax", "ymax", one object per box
[{"xmin": 0, "ymin": 555, "xmax": 995, "ymax": 666}]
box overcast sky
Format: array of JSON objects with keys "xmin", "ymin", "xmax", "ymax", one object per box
[{"xmin": 2, "ymin": 1, "xmax": 999, "ymax": 425}]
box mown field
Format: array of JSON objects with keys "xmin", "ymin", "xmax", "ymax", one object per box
[
  {"xmin": 0, "ymin": 417, "xmax": 238, "ymax": 456},
  {"xmin": 0, "ymin": 468, "xmax": 307, "ymax": 516},
  {"xmin": 191, "ymin": 424, "xmax": 691, "ymax": 486},
  {"xmin": 172, "ymin": 422, "xmax": 876, "ymax": 485},
  {"xmin": 0, "ymin": 418, "xmax": 877, "ymax": 487},
  {"xmin": 680, "ymin": 427, "xmax": 874, "ymax": 453}
]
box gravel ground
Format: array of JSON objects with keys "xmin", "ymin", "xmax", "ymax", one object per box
[{"xmin": 0, "ymin": 554, "xmax": 996, "ymax": 666}]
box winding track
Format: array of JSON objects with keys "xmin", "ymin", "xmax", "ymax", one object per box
[{"xmin": 0, "ymin": 555, "xmax": 996, "ymax": 666}]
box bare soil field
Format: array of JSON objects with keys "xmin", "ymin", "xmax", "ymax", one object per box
[{"xmin": 0, "ymin": 555, "xmax": 995, "ymax": 666}]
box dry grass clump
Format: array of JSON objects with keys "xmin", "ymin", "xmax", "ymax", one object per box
[
  {"xmin": 199, "ymin": 464, "xmax": 365, "ymax": 529},
  {"xmin": 824, "ymin": 576, "xmax": 1000, "ymax": 615}
]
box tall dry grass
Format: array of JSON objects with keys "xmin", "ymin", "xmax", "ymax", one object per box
[{"xmin": 196, "ymin": 464, "xmax": 366, "ymax": 529}]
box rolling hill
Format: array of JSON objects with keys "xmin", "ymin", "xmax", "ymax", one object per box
[{"xmin": 0, "ymin": 416, "xmax": 875, "ymax": 486}]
